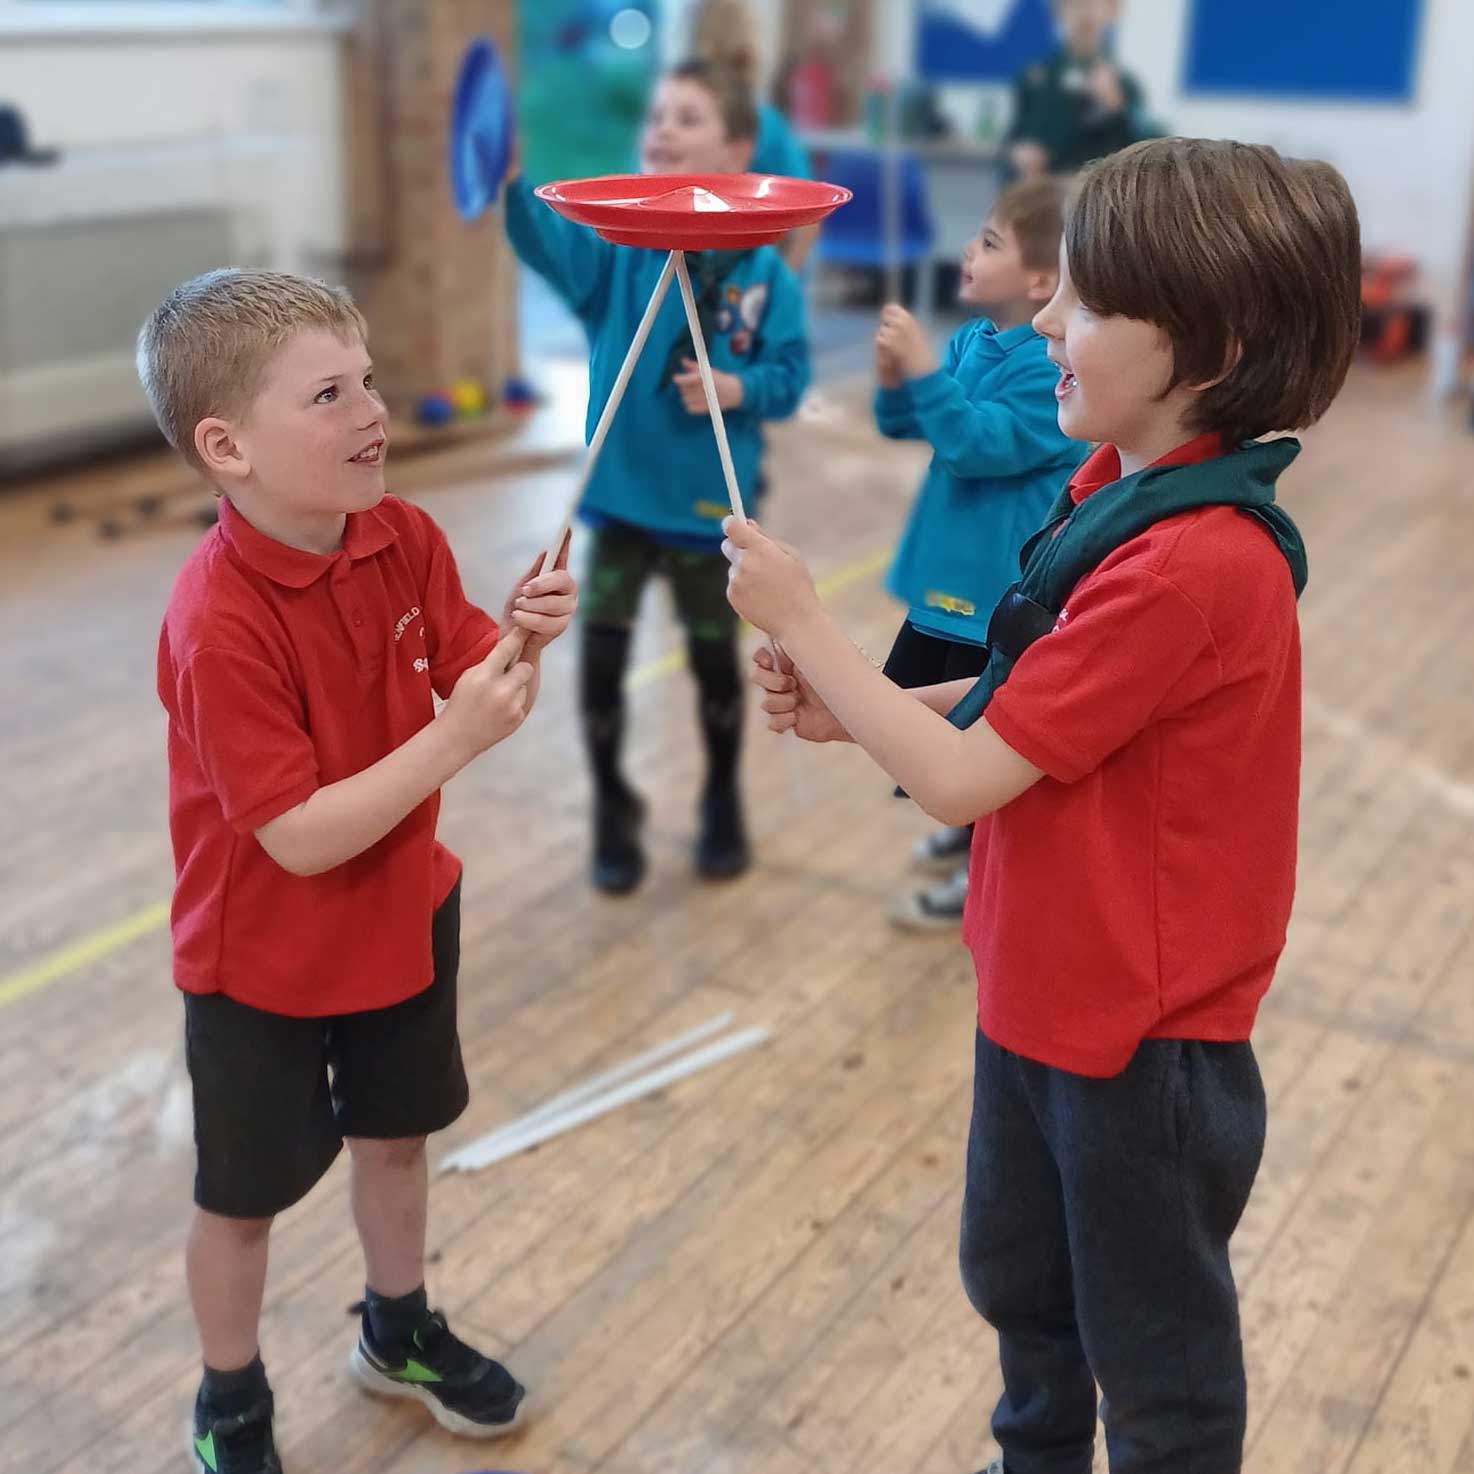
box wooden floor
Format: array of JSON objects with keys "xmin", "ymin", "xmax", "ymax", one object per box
[{"xmin": 1, "ymin": 361, "xmax": 1472, "ymax": 1474}]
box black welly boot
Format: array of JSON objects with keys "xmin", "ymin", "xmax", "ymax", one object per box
[
  {"xmin": 689, "ymin": 634, "xmax": 750, "ymax": 880},
  {"xmin": 593, "ymin": 781, "xmax": 648, "ymax": 894},
  {"xmin": 582, "ymin": 624, "xmax": 646, "ymax": 895},
  {"xmin": 696, "ymin": 778, "xmax": 750, "ymax": 879}
]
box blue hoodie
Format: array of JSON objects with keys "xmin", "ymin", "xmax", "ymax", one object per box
[
  {"xmin": 506, "ymin": 176, "xmax": 810, "ymax": 547},
  {"xmin": 877, "ymin": 317, "xmax": 1087, "ymax": 645}
]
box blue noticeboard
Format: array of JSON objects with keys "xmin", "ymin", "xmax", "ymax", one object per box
[
  {"xmin": 916, "ymin": 0, "xmax": 1057, "ymax": 83},
  {"xmin": 1183, "ymin": 0, "xmax": 1425, "ymax": 103}
]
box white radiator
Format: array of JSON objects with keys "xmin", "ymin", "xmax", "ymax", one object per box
[{"xmin": 0, "ymin": 139, "xmax": 305, "ymax": 473}]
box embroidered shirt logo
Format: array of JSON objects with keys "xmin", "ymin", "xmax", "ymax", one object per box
[
  {"xmin": 413, "ymin": 657, "xmax": 430, "ymax": 674},
  {"xmin": 393, "ymin": 606, "xmax": 422, "ymax": 642},
  {"xmin": 925, "ymin": 590, "xmax": 977, "ymax": 617}
]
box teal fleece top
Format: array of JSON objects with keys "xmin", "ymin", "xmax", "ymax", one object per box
[
  {"xmin": 946, "ymin": 436, "xmax": 1308, "ymax": 731},
  {"xmin": 877, "ymin": 317, "xmax": 1087, "ymax": 645},
  {"xmin": 752, "ymin": 104, "xmax": 811, "ymax": 181}
]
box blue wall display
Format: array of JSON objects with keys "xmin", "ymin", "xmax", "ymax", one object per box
[
  {"xmin": 1183, "ymin": 0, "xmax": 1425, "ymax": 103},
  {"xmin": 916, "ymin": 0, "xmax": 1058, "ymax": 83}
]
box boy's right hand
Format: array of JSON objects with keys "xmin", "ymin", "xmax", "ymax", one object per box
[
  {"xmin": 751, "ymin": 646, "xmax": 849, "ymax": 744},
  {"xmin": 441, "ymin": 629, "xmax": 535, "ymax": 759}
]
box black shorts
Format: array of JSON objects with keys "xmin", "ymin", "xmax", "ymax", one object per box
[
  {"xmin": 184, "ymin": 881, "xmax": 470, "ymax": 1219},
  {"xmin": 882, "ymin": 619, "xmax": 991, "ymax": 689},
  {"xmin": 882, "ymin": 622, "xmax": 991, "ymax": 803}
]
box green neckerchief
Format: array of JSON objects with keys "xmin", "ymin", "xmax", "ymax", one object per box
[
  {"xmin": 947, "ymin": 438, "xmax": 1308, "ymax": 731},
  {"xmin": 659, "ymin": 249, "xmax": 753, "ymax": 390}
]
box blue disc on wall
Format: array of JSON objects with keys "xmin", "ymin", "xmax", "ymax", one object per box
[{"xmin": 450, "ymin": 37, "xmax": 514, "ymax": 221}]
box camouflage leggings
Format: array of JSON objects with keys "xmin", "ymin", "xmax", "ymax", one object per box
[{"xmin": 581, "ymin": 521, "xmax": 737, "ymax": 644}]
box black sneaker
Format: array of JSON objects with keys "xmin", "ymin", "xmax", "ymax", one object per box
[
  {"xmin": 592, "ymin": 786, "xmax": 646, "ymax": 895},
  {"xmin": 347, "ymin": 1304, "xmax": 525, "ymax": 1438},
  {"xmin": 696, "ymin": 781, "xmax": 751, "ymax": 880},
  {"xmin": 190, "ymin": 1391, "xmax": 282, "ymax": 1474},
  {"xmin": 911, "ymin": 824, "xmax": 972, "ymax": 873},
  {"xmin": 890, "ymin": 865, "xmax": 968, "ymax": 931}
]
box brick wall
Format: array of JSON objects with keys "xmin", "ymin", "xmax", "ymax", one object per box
[{"xmin": 340, "ymin": 0, "xmax": 519, "ymax": 413}]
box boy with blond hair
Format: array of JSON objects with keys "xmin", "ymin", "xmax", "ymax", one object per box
[{"xmin": 141, "ymin": 268, "xmax": 576, "ymax": 1473}]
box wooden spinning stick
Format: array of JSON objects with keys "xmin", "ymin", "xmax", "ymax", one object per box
[
  {"xmin": 539, "ymin": 250, "xmax": 678, "ymax": 572},
  {"xmin": 539, "ymin": 246, "xmax": 805, "ymax": 794}
]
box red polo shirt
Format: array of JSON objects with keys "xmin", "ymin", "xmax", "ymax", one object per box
[
  {"xmin": 968, "ymin": 433, "xmax": 1302, "ymax": 1076},
  {"xmin": 158, "ymin": 495, "xmax": 499, "ymax": 1017}
]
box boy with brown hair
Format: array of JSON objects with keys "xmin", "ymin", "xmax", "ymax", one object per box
[
  {"xmin": 725, "ymin": 138, "xmax": 1361, "ymax": 1473},
  {"xmin": 505, "ymin": 57, "xmax": 809, "ymax": 895},
  {"xmin": 141, "ymin": 268, "xmax": 578, "ymax": 1473},
  {"xmin": 873, "ymin": 176, "xmax": 1086, "ymax": 929}
]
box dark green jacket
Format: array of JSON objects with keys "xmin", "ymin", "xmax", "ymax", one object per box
[
  {"xmin": 1006, "ymin": 48, "xmax": 1148, "ymax": 173},
  {"xmin": 948, "ymin": 438, "xmax": 1308, "ymax": 732}
]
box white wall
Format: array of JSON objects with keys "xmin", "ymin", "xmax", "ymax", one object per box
[
  {"xmin": 873, "ymin": 0, "xmax": 915, "ymax": 80},
  {"xmin": 0, "ymin": 17, "xmax": 348, "ymax": 263},
  {"xmin": 1117, "ymin": 0, "xmax": 1474, "ymax": 319},
  {"xmin": 0, "ymin": 13, "xmax": 349, "ymax": 460}
]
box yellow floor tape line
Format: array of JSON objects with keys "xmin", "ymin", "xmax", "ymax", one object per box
[
  {"xmin": 0, "ymin": 901, "xmax": 172, "ymax": 1010},
  {"xmin": 628, "ymin": 547, "xmax": 890, "ymax": 690}
]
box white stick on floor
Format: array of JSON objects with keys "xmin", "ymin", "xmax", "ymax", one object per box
[
  {"xmin": 540, "ymin": 250, "xmax": 679, "ymax": 570},
  {"xmin": 440, "ymin": 1011, "xmax": 735, "ymax": 1158},
  {"xmin": 439, "ymin": 1025, "xmax": 771, "ymax": 1174}
]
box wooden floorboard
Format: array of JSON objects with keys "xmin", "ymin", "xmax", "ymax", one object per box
[{"xmin": 1, "ymin": 362, "xmax": 1472, "ymax": 1474}]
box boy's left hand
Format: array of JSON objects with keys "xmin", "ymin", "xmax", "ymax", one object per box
[
  {"xmin": 674, "ymin": 358, "xmax": 744, "ymax": 415},
  {"xmin": 721, "ymin": 516, "xmax": 819, "ymax": 641},
  {"xmin": 876, "ymin": 305, "xmax": 937, "ymax": 381},
  {"xmin": 504, "ymin": 532, "xmax": 577, "ymax": 654},
  {"xmin": 875, "ymin": 330, "xmax": 905, "ymax": 390}
]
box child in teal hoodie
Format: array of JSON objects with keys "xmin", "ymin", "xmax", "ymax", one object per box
[
  {"xmin": 505, "ymin": 59, "xmax": 810, "ymax": 894},
  {"xmin": 874, "ymin": 177, "xmax": 1086, "ymax": 929}
]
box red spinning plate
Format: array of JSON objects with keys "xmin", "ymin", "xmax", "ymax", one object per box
[{"xmin": 533, "ymin": 173, "xmax": 852, "ymax": 250}]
